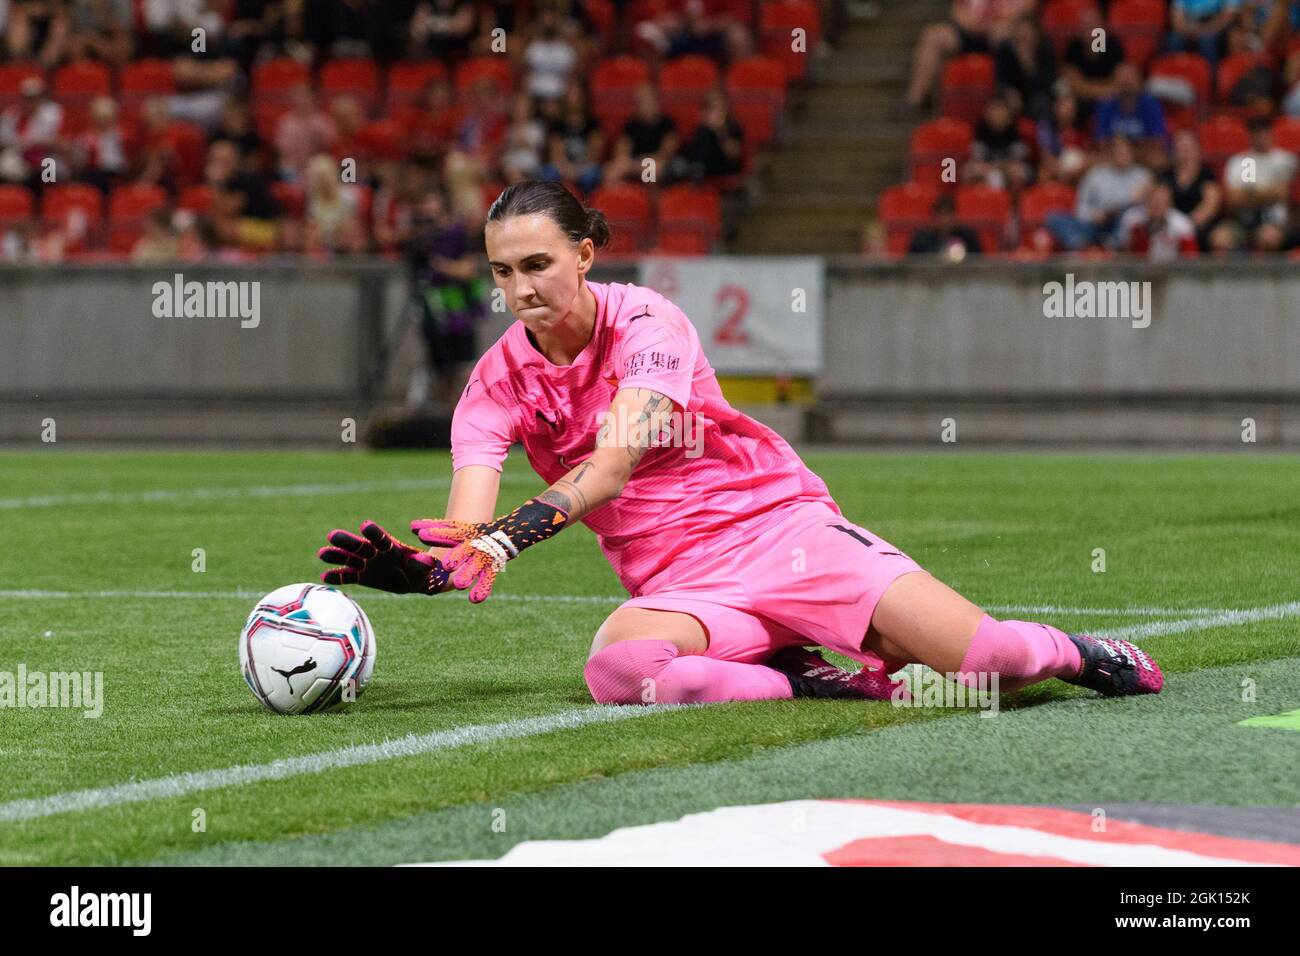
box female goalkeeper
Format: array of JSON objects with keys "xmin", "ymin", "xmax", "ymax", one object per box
[{"xmin": 318, "ymin": 180, "xmax": 1163, "ymax": 705}]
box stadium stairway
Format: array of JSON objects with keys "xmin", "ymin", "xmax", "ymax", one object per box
[{"xmin": 732, "ymin": 0, "xmax": 946, "ymax": 254}]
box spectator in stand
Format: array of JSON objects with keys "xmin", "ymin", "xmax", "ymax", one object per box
[
  {"xmin": 208, "ymin": 96, "xmax": 264, "ymax": 169},
  {"xmin": 669, "ymin": 87, "xmax": 743, "ymax": 184},
  {"xmin": 907, "ymin": 193, "xmax": 983, "ymax": 258},
  {"xmin": 1047, "ymin": 135, "xmax": 1153, "ymax": 249},
  {"xmin": 1095, "ymin": 62, "xmax": 1169, "ymax": 170},
  {"xmin": 995, "ymin": 14, "xmax": 1057, "ymax": 121},
  {"xmin": 408, "ymin": 0, "xmax": 477, "ymax": 62},
  {"xmin": 635, "ymin": 0, "xmax": 752, "ymax": 64},
  {"xmin": 1061, "ymin": 5, "xmax": 1126, "ymax": 118},
  {"xmin": 1036, "ymin": 89, "xmax": 1093, "ymax": 184},
  {"xmin": 443, "ymin": 75, "xmax": 508, "ymax": 193},
  {"xmin": 1117, "ymin": 181, "xmax": 1199, "ymax": 259},
  {"xmin": 1215, "ymin": 115, "xmax": 1297, "ymax": 251},
  {"xmin": 328, "ymin": 95, "xmax": 365, "ymax": 164},
  {"xmin": 523, "ymin": 2, "xmax": 581, "ymax": 103},
  {"xmin": 404, "ymin": 185, "xmax": 488, "ymax": 408},
  {"xmin": 225, "ymin": 0, "xmax": 282, "ymax": 67},
  {"xmin": 499, "ymin": 92, "xmax": 547, "ymax": 184},
  {"xmin": 901, "ymin": 0, "xmax": 1034, "ymax": 114},
  {"xmin": 142, "ymin": 0, "xmax": 227, "ymax": 56},
  {"xmin": 67, "ymin": 0, "xmax": 133, "ymax": 65},
  {"xmin": 301, "ymin": 0, "xmax": 384, "ymax": 59},
  {"xmin": 964, "ymin": 95, "xmax": 1032, "ymax": 192},
  {"xmin": 131, "ymin": 207, "xmax": 181, "ymax": 262},
  {"xmin": 6, "ymin": 0, "xmax": 70, "ymax": 67},
  {"xmin": 1163, "ymin": 128, "xmax": 1223, "ymax": 246},
  {"xmin": 73, "ymin": 95, "xmax": 130, "ymax": 193},
  {"xmin": 603, "ymin": 84, "xmax": 679, "ymax": 186},
  {"xmin": 143, "ymin": 0, "xmax": 242, "ymax": 126},
  {"xmin": 1165, "ymin": 0, "xmax": 1240, "ymax": 68},
  {"xmin": 135, "ymin": 96, "xmax": 180, "ymax": 192},
  {"xmin": 275, "ymin": 84, "xmax": 337, "ymax": 182},
  {"xmin": 205, "ymin": 138, "xmax": 281, "ymax": 250},
  {"xmin": 0, "ymin": 77, "xmax": 63, "ymax": 187},
  {"xmin": 304, "ymin": 152, "xmax": 366, "ymax": 256},
  {"xmin": 409, "ymin": 76, "xmax": 457, "ymax": 166},
  {"xmin": 540, "ymin": 82, "xmax": 604, "ymax": 194},
  {"xmin": 372, "ymin": 161, "xmax": 427, "ymax": 252}
]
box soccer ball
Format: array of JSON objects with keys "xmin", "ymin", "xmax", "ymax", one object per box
[{"xmin": 239, "ymin": 583, "xmax": 376, "ymax": 715}]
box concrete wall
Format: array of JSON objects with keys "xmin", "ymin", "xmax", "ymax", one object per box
[{"xmin": 1, "ymin": 259, "xmax": 1296, "ymax": 445}]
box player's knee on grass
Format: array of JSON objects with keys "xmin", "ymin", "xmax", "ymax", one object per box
[{"xmin": 584, "ymin": 639, "xmax": 678, "ymax": 705}]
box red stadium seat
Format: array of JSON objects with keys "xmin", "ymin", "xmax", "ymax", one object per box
[
  {"xmin": 52, "ymin": 60, "xmax": 112, "ymax": 111},
  {"xmin": 955, "ymin": 184, "xmax": 1011, "ymax": 252},
  {"xmin": 0, "ymin": 63, "xmax": 44, "ymax": 111},
  {"xmin": 1271, "ymin": 115, "xmax": 1300, "ymax": 154},
  {"xmin": 1108, "ymin": 0, "xmax": 1167, "ymax": 69},
  {"xmin": 355, "ymin": 119, "xmax": 408, "ymax": 162},
  {"xmin": 119, "ymin": 59, "xmax": 175, "ymax": 113},
  {"xmin": 656, "ymin": 183, "xmax": 721, "ymax": 254},
  {"xmin": 108, "ymin": 182, "xmax": 168, "ymax": 252},
  {"xmin": 705, "ymin": 0, "xmax": 753, "ymax": 26},
  {"xmin": 41, "ymin": 183, "xmax": 103, "ymax": 250},
  {"xmin": 1150, "ymin": 53, "xmax": 1212, "ymax": 126},
  {"xmin": 1216, "ymin": 53, "xmax": 1265, "ymax": 105},
  {"xmin": 1041, "ymin": 0, "xmax": 1100, "ymax": 58},
  {"xmin": 176, "ymin": 184, "xmax": 215, "ymax": 214},
  {"xmin": 588, "ymin": 184, "xmax": 652, "ymax": 256},
  {"xmin": 454, "ymin": 56, "xmax": 514, "ymax": 97},
  {"xmin": 1198, "ymin": 114, "xmax": 1249, "ymax": 176},
  {"xmin": 482, "ymin": 181, "xmax": 506, "ymax": 215},
  {"xmin": 939, "ymin": 54, "xmax": 995, "ymax": 127},
  {"xmin": 253, "ymin": 102, "xmax": 290, "ymax": 141},
  {"xmin": 252, "ymin": 57, "xmax": 310, "ymax": 104},
  {"xmin": 726, "ymin": 56, "xmax": 787, "ymax": 147},
  {"xmin": 659, "ymin": 55, "xmax": 720, "ymax": 137},
  {"xmin": 0, "ymin": 184, "xmax": 35, "ymax": 228},
  {"xmin": 320, "ymin": 58, "xmax": 380, "ymax": 113},
  {"xmin": 167, "ymin": 121, "xmax": 207, "ymax": 186},
  {"xmin": 271, "ymin": 181, "xmax": 306, "ymax": 219},
  {"xmin": 758, "ymin": 0, "xmax": 822, "ymax": 81},
  {"xmin": 1018, "ymin": 182, "xmax": 1075, "ymax": 233},
  {"xmin": 909, "ymin": 118, "xmax": 973, "ymax": 187},
  {"xmin": 591, "ymin": 56, "xmax": 651, "ymax": 140},
  {"xmin": 385, "ymin": 60, "xmax": 448, "ymax": 114},
  {"xmin": 878, "ymin": 182, "xmax": 939, "ymax": 256},
  {"xmin": 583, "ymin": 0, "xmax": 617, "ymax": 48}
]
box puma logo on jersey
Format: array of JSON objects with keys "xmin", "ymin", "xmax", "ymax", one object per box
[{"xmin": 628, "ymin": 308, "xmax": 653, "ymax": 323}]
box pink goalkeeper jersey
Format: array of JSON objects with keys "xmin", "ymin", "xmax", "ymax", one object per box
[{"xmin": 451, "ymin": 279, "xmax": 840, "ymax": 596}]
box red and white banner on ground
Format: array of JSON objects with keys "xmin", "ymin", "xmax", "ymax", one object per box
[{"xmin": 428, "ymin": 800, "xmax": 1300, "ymax": 866}]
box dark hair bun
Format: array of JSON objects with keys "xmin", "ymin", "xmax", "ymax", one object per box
[{"xmin": 584, "ymin": 208, "xmax": 611, "ymax": 249}]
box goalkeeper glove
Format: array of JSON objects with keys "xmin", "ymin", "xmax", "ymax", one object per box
[
  {"xmin": 318, "ymin": 520, "xmax": 451, "ymax": 595},
  {"xmin": 410, "ymin": 498, "xmax": 569, "ymax": 603}
]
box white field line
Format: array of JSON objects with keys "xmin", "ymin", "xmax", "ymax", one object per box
[
  {"xmin": 1099, "ymin": 601, "xmax": 1300, "ymax": 641},
  {"xmin": 0, "ymin": 589, "xmax": 1260, "ymax": 618},
  {"xmin": 2, "ymin": 601, "xmax": 1296, "ymax": 826},
  {"xmin": 0, "ymin": 476, "xmax": 536, "ymax": 511},
  {"xmin": 0, "ymin": 705, "xmax": 681, "ymax": 824}
]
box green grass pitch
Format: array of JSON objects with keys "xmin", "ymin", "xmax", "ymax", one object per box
[{"xmin": 0, "ymin": 449, "xmax": 1297, "ymax": 865}]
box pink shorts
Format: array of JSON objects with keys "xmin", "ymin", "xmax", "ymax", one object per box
[{"xmin": 618, "ymin": 500, "xmax": 925, "ymax": 671}]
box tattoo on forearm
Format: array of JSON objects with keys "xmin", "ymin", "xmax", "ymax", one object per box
[
  {"xmin": 627, "ymin": 390, "xmax": 672, "ymax": 468},
  {"xmin": 540, "ymin": 468, "xmax": 592, "ymax": 520}
]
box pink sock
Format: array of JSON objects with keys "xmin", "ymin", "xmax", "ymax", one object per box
[
  {"xmin": 584, "ymin": 639, "xmax": 794, "ymax": 705},
  {"xmin": 957, "ymin": 615, "xmax": 1083, "ymax": 692}
]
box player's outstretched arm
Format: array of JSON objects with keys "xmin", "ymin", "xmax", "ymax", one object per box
[{"xmin": 412, "ymin": 387, "xmax": 676, "ymax": 603}]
